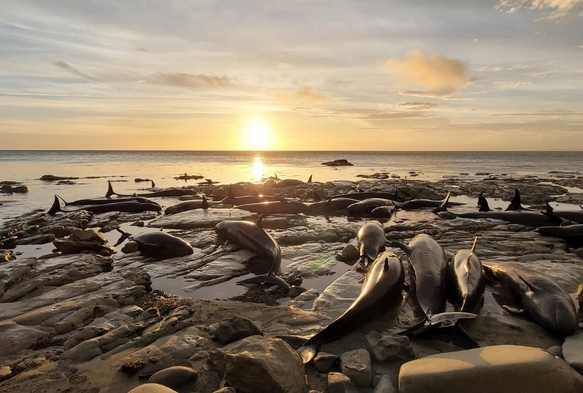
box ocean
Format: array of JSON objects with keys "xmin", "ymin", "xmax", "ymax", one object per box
[{"xmin": 1, "ymin": 150, "xmax": 582, "ymax": 225}]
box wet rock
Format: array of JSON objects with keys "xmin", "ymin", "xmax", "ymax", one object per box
[
  {"xmin": 212, "ymin": 315, "xmax": 263, "ymax": 345},
  {"xmin": 562, "ymin": 331, "xmax": 583, "ymax": 374},
  {"xmin": 212, "ymin": 388, "xmax": 236, "ymax": 393},
  {"xmin": 52, "ymin": 239, "xmax": 114, "ymax": 255},
  {"xmin": 127, "ymin": 384, "xmax": 178, "ymax": 393},
  {"xmin": 364, "ymin": 331, "xmax": 414, "ymax": 363},
  {"xmin": 70, "ymin": 228, "xmax": 108, "ymax": 243},
  {"xmin": 0, "ymin": 250, "xmax": 15, "ymax": 262},
  {"xmin": 218, "ymin": 335, "xmax": 306, "ymax": 393},
  {"xmin": 288, "ymin": 286, "xmax": 307, "ymax": 298},
  {"xmin": 0, "ymin": 365, "xmax": 11, "ymax": 381},
  {"xmin": 0, "ymin": 321, "xmax": 55, "ymax": 356},
  {"xmin": 322, "ymin": 159, "xmax": 353, "ymax": 167},
  {"xmin": 40, "ymin": 175, "xmax": 79, "ymax": 181},
  {"xmin": 373, "ymin": 374, "xmax": 397, "ymax": 393},
  {"xmin": 147, "ymin": 366, "xmax": 198, "ymax": 389},
  {"xmin": 339, "ymin": 348, "xmax": 372, "ymax": 387},
  {"xmin": 327, "ymin": 372, "xmax": 357, "ymax": 393},
  {"xmin": 313, "ymin": 351, "xmax": 338, "ymax": 372},
  {"xmin": 398, "ymin": 345, "xmax": 583, "ymax": 393}
]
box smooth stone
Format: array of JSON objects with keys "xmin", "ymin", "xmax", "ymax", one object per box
[
  {"xmin": 219, "ymin": 336, "xmax": 306, "ymax": 393},
  {"xmin": 313, "ymin": 352, "xmax": 338, "ymax": 372},
  {"xmin": 147, "ymin": 366, "xmax": 198, "ymax": 389},
  {"xmin": 328, "ymin": 372, "xmax": 358, "ymax": 393},
  {"xmin": 398, "ymin": 345, "xmax": 583, "ymax": 393},
  {"xmin": 213, "ymin": 315, "xmax": 263, "ymax": 345},
  {"xmin": 339, "ymin": 348, "xmax": 373, "ymax": 387},
  {"xmin": 127, "ymin": 383, "xmax": 178, "ymax": 393},
  {"xmin": 373, "ymin": 374, "xmax": 397, "ymax": 393},
  {"xmin": 562, "ymin": 331, "xmax": 583, "ymax": 374}
]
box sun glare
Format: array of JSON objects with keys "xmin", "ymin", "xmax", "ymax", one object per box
[
  {"xmin": 243, "ymin": 116, "xmax": 273, "ymax": 150},
  {"xmin": 252, "ymin": 156, "xmax": 264, "ymax": 182}
]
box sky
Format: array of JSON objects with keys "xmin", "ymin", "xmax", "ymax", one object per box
[{"xmin": 1, "ymin": 0, "xmax": 582, "ymax": 151}]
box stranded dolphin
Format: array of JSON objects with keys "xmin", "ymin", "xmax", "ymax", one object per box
[
  {"xmin": 48, "ymin": 195, "xmax": 162, "ymax": 216},
  {"xmin": 355, "ymin": 221, "xmax": 387, "ymax": 269},
  {"xmin": 453, "ymin": 196, "xmax": 563, "ymax": 227},
  {"xmin": 297, "ymin": 250, "xmax": 405, "ymax": 363},
  {"xmin": 483, "ymin": 262, "xmax": 578, "ymax": 337},
  {"xmin": 447, "ymin": 237, "xmax": 486, "ymax": 314},
  {"xmin": 114, "ymin": 228, "xmax": 194, "ymax": 259},
  {"xmin": 106, "ymin": 181, "xmax": 198, "ymax": 198},
  {"xmin": 214, "ymin": 216, "xmax": 288, "ymax": 291}
]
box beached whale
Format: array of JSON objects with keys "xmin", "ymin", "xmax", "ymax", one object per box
[
  {"xmin": 297, "ymin": 250, "xmax": 405, "ymax": 363},
  {"xmin": 307, "ymin": 197, "xmax": 360, "ymax": 216},
  {"xmin": 355, "ymin": 221, "xmax": 387, "ymax": 269},
  {"xmin": 453, "ymin": 196, "xmax": 563, "ymax": 227},
  {"xmin": 536, "ymin": 224, "xmax": 583, "ymax": 245},
  {"xmin": 114, "ymin": 228, "xmax": 194, "ymax": 259},
  {"xmin": 105, "ymin": 181, "xmax": 198, "ymax": 198},
  {"xmin": 347, "ymin": 198, "xmax": 394, "ymax": 216},
  {"xmin": 484, "ymin": 262, "xmax": 578, "ymax": 337},
  {"xmin": 447, "ymin": 237, "xmax": 485, "ymax": 314},
  {"xmin": 219, "ymin": 185, "xmax": 282, "ymax": 206},
  {"xmin": 394, "ymin": 191, "xmax": 464, "ymax": 211},
  {"xmin": 47, "ymin": 195, "xmax": 162, "ymax": 216},
  {"xmin": 391, "ymin": 234, "xmax": 448, "ymax": 319},
  {"xmin": 163, "ymin": 196, "xmax": 224, "ymax": 215},
  {"xmin": 214, "ymin": 217, "xmax": 288, "ymax": 291},
  {"xmin": 543, "ymin": 203, "xmax": 583, "ymax": 224},
  {"xmin": 234, "ymin": 200, "xmax": 309, "ymax": 215}
]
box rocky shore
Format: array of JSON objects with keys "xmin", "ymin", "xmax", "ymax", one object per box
[{"xmin": 1, "ymin": 173, "xmax": 583, "ymax": 393}]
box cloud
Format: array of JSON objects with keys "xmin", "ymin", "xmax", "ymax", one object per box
[
  {"xmin": 479, "ymin": 66, "xmax": 503, "ymax": 72},
  {"xmin": 276, "ymin": 63, "xmax": 294, "ymax": 68},
  {"xmin": 385, "ymin": 49, "xmax": 470, "ymax": 97},
  {"xmin": 494, "ymin": 80, "xmax": 533, "ymax": 89},
  {"xmin": 149, "ymin": 73, "xmax": 235, "ymax": 90},
  {"xmin": 495, "ymin": 0, "xmax": 583, "ymax": 18},
  {"xmin": 274, "ymin": 86, "xmax": 330, "ymax": 103},
  {"xmin": 53, "ymin": 61, "xmax": 98, "ymax": 81},
  {"xmin": 398, "ymin": 102, "xmax": 439, "ymax": 110}
]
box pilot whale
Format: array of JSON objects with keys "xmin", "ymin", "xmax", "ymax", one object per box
[{"xmin": 297, "ymin": 251, "xmax": 405, "ymax": 363}]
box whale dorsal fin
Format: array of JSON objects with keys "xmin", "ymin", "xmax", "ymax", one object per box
[
  {"xmin": 479, "ymin": 197, "xmax": 492, "ymax": 212},
  {"xmin": 545, "ymin": 202, "xmax": 554, "ymax": 215},
  {"xmin": 202, "ymin": 195, "xmax": 209, "ymax": 210},
  {"xmin": 383, "ymin": 257, "xmax": 390, "ymax": 272},
  {"xmin": 313, "ymin": 192, "xmax": 322, "ymax": 202},
  {"xmin": 307, "ymin": 175, "xmax": 312, "ymax": 183},
  {"xmin": 105, "ymin": 181, "xmax": 115, "ymax": 198}
]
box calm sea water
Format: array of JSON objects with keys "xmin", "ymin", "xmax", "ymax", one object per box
[{"xmin": 1, "ymin": 150, "xmax": 581, "ymax": 224}]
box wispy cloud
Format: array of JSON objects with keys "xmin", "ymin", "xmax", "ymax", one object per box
[
  {"xmin": 149, "ymin": 73, "xmax": 235, "ymax": 90},
  {"xmin": 273, "ymin": 86, "xmax": 331, "ymax": 103},
  {"xmin": 385, "ymin": 50, "xmax": 470, "ymax": 97},
  {"xmin": 496, "ymin": 0, "xmax": 583, "ymax": 18},
  {"xmin": 54, "ymin": 61, "xmax": 99, "ymax": 81},
  {"xmin": 398, "ymin": 102, "xmax": 439, "ymax": 110}
]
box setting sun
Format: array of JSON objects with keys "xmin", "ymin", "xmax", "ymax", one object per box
[{"xmin": 242, "ymin": 116, "xmax": 273, "ymax": 150}]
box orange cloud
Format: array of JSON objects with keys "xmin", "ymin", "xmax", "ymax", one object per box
[
  {"xmin": 496, "ymin": 0, "xmax": 583, "ymax": 17},
  {"xmin": 274, "ymin": 86, "xmax": 330, "ymax": 103},
  {"xmin": 385, "ymin": 49, "xmax": 470, "ymax": 97}
]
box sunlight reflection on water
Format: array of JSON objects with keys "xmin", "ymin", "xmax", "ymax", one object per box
[{"xmin": 252, "ymin": 155, "xmax": 264, "ymax": 183}]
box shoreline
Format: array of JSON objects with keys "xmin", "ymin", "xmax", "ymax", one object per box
[{"xmin": 1, "ymin": 175, "xmax": 583, "ymax": 392}]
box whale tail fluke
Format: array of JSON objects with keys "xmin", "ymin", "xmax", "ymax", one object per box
[
  {"xmin": 432, "ymin": 191, "xmax": 451, "ymax": 213},
  {"xmin": 297, "ymin": 345, "xmax": 317, "ymax": 364},
  {"xmin": 236, "ymin": 274, "xmax": 290, "ymax": 292},
  {"xmin": 47, "ymin": 195, "xmax": 62, "ymax": 215},
  {"xmin": 113, "ymin": 227, "xmax": 132, "ymax": 247}
]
